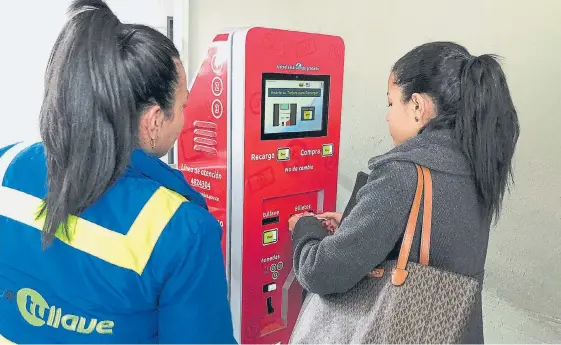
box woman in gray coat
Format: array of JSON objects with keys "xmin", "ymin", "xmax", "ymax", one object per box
[{"xmin": 288, "ymin": 42, "xmax": 520, "ymax": 344}]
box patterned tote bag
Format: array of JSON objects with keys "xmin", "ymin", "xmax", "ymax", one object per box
[{"xmin": 290, "ymin": 165, "xmax": 479, "ymax": 344}]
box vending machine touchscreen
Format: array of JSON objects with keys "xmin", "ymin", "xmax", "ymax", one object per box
[{"xmin": 261, "ymin": 73, "xmax": 330, "ymax": 140}]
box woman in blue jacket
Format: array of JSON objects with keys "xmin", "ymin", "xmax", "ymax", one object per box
[{"xmin": 0, "ymin": 0, "xmax": 235, "ymax": 343}]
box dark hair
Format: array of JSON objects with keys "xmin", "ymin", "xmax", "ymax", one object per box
[
  {"xmin": 391, "ymin": 42, "xmax": 520, "ymax": 223},
  {"xmin": 38, "ymin": 0, "xmax": 180, "ymax": 247}
]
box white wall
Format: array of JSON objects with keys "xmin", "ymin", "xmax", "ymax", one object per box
[
  {"xmin": 0, "ymin": 0, "xmax": 173, "ymax": 148},
  {"xmin": 183, "ymin": 0, "xmax": 561, "ymax": 343},
  {"xmin": 107, "ymin": 0, "xmax": 172, "ymax": 33},
  {"xmin": 0, "ymin": 1, "xmax": 70, "ymax": 147}
]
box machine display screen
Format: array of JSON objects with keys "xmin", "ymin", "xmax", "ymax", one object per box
[{"xmin": 261, "ymin": 73, "xmax": 330, "ymax": 140}]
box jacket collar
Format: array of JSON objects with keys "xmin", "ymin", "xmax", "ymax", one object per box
[{"xmin": 125, "ymin": 149, "xmax": 208, "ymax": 209}]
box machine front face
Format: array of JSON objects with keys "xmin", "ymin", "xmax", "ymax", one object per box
[
  {"xmin": 178, "ymin": 27, "xmax": 344, "ymax": 344},
  {"xmin": 230, "ymin": 28, "xmax": 345, "ymax": 344}
]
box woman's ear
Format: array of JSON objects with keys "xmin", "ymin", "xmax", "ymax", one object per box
[
  {"xmin": 138, "ymin": 104, "xmax": 165, "ymax": 150},
  {"xmin": 143, "ymin": 105, "xmax": 165, "ymax": 135},
  {"xmin": 411, "ymin": 93, "xmax": 435, "ymax": 125}
]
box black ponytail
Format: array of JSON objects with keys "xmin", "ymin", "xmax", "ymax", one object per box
[
  {"xmin": 456, "ymin": 55, "xmax": 519, "ymax": 222},
  {"xmin": 39, "ymin": 0, "xmax": 180, "ymax": 247},
  {"xmin": 392, "ymin": 42, "xmax": 520, "ymax": 223}
]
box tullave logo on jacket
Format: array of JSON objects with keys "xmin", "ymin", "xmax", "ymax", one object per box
[
  {"xmin": 276, "ymin": 62, "xmax": 319, "ymax": 71},
  {"xmin": 16, "ymin": 288, "xmax": 114, "ymax": 335}
]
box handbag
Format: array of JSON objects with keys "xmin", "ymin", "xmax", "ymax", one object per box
[{"xmin": 289, "ymin": 165, "xmax": 480, "ymax": 344}]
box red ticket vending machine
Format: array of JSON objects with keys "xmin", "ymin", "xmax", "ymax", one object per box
[{"xmin": 177, "ymin": 27, "xmax": 345, "ymax": 344}]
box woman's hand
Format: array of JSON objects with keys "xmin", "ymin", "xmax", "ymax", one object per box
[
  {"xmin": 288, "ymin": 212, "xmax": 313, "ymax": 232},
  {"xmin": 317, "ymin": 212, "xmax": 343, "ymax": 233}
]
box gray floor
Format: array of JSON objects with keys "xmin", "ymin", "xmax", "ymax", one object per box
[{"xmin": 483, "ymin": 288, "xmax": 561, "ymax": 343}]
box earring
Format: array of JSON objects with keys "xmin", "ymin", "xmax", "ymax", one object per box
[
  {"xmin": 150, "ymin": 138, "xmax": 156, "ymax": 149},
  {"xmin": 415, "ymin": 117, "xmax": 419, "ymax": 122}
]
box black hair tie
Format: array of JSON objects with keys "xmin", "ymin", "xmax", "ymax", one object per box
[
  {"xmin": 468, "ymin": 55, "xmax": 478, "ymax": 65},
  {"xmin": 119, "ymin": 29, "xmax": 137, "ymax": 49}
]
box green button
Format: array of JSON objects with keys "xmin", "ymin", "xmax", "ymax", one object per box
[
  {"xmin": 322, "ymin": 144, "xmax": 333, "ymax": 156},
  {"xmin": 263, "ymin": 229, "xmax": 278, "ymax": 245},
  {"xmin": 277, "ymin": 148, "xmax": 290, "ymax": 161}
]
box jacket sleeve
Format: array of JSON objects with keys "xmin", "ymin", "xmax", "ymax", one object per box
[
  {"xmin": 292, "ymin": 161, "xmax": 418, "ymax": 296},
  {"xmin": 157, "ymin": 203, "xmax": 236, "ymax": 344}
]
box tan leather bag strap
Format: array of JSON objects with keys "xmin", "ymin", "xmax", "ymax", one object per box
[
  {"xmin": 392, "ymin": 165, "xmax": 424, "ymax": 286},
  {"xmin": 419, "ymin": 166, "xmax": 433, "ymax": 265},
  {"xmin": 391, "ymin": 165, "xmax": 434, "ymax": 285}
]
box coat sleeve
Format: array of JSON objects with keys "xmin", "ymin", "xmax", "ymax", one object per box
[
  {"xmin": 156, "ymin": 203, "xmax": 237, "ymax": 344},
  {"xmin": 291, "ymin": 161, "xmax": 418, "ymax": 296}
]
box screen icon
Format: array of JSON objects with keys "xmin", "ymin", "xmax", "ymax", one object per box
[
  {"xmin": 322, "ymin": 144, "xmax": 334, "ymax": 157},
  {"xmin": 263, "ymin": 229, "xmax": 278, "ymax": 245},
  {"xmin": 277, "ymin": 148, "xmax": 290, "ymax": 161},
  {"xmin": 273, "ymin": 103, "xmax": 297, "ymax": 127},
  {"xmin": 300, "ymin": 106, "xmax": 315, "ymax": 121}
]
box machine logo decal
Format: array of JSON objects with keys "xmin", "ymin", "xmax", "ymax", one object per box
[{"xmin": 276, "ymin": 62, "xmax": 319, "ymax": 72}]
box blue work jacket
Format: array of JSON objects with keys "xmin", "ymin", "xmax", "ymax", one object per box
[{"xmin": 0, "ymin": 142, "xmax": 236, "ymax": 344}]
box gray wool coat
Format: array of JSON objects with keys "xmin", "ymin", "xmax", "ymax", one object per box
[{"xmin": 292, "ymin": 129, "xmax": 490, "ymax": 344}]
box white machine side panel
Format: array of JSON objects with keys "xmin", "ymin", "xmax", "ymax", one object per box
[
  {"xmin": 229, "ymin": 27, "xmax": 251, "ymax": 343},
  {"xmin": 225, "ymin": 31, "xmax": 234, "ymax": 295}
]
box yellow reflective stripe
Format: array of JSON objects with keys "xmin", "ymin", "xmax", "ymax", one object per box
[
  {"xmin": 121, "ymin": 187, "xmax": 187, "ymax": 274},
  {"xmin": 0, "ymin": 186, "xmax": 186, "ymax": 275},
  {"xmin": 0, "ymin": 333, "xmax": 15, "ymax": 344}
]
